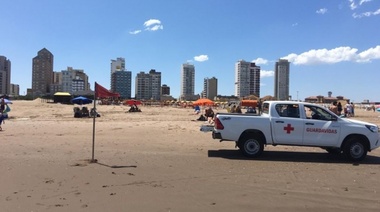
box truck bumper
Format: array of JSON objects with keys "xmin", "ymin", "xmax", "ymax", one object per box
[{"xmin": 212, "ymin": 131, "xmax": 222, "ymax": 139}]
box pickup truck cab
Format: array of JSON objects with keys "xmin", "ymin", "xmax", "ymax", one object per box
[{"xmin": 211, "ymin": 101, "xmax": 380, "ymax": 161}]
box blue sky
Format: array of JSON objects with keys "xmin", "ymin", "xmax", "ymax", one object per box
[{"xmin": 1, "ymin": 0, "xmax": 379, "ymax": 102}]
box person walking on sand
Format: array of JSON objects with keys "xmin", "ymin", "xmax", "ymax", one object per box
[
  {"xmin": 337, "ymin": 102, "xmax": 343, "ymax": 116},
  {"xmin": 0, "ymin": 98, "xmax": 5, "ymax": 131}
]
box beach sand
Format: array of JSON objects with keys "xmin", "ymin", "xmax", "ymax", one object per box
[{"xmin": 1, "ymin": 100, "xmax": 380, "ymax": 211}]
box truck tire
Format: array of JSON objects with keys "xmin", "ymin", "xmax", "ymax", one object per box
[
  {"xmin": 239, "ymin": 137, "xmax": 264, "ymax": 158},
  {"xmin": 343, "ymin": 137, "xmax": 367, "ymax": 162}
]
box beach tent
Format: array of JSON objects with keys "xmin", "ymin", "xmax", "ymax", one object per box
[{"xmin": 54, "ymin": 92, "xmax": 71, "ymax": 104}]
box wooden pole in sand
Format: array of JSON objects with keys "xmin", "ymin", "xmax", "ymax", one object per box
[{"xmin": 91, "ymin": 83, "xmax": 97, "ymax": 163}]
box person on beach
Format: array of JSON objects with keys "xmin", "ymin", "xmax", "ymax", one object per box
[
  {"xmin": 0, "ymin": 98, "xmax": 5, "ymax": 112},
  {"xmin": 337, "ymin": 102, "xmax": 343, "ymax": 115},
  {"xmin": 329, "ymin": 101, "xmax": 339, "ymax": 115},
  {"xmin": 204, "ymin": 107, "xmax": 215, "ymax": 124},
  {"xmin": 0, "ymin": 98, "xmax": 5, "ymax": 131},
  {"xmin": 194, "ymin": 105, "xmax": 200, "ymax": 114}
]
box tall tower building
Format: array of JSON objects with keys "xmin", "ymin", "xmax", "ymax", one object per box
[
  {"xmin": 110, "ymin": 58, "xmax": 125, "ymax": 85},
  {"xmin": 235, "ymin": 60, "xmax": 260, "ymax": 98},
  {"xmin": 274, "ymin": 59, "xmax": 290, "ymax": 100},
  {"xmin": 149, "ymin": 69, "xmax": 161, "ymax": 100},
  {"xmin": 180, "ymin": 63, "xmax": 195, "ymax": 100},
  {"xmin": 161, "ymin": 84, "xmax": 170, "ymax": 95},
  {"xmin": 111, "ymin": 71, "xmax": 132, "ymax": 99},
  {"xmin": 0, "ymin": 56, "xmax": 11, "ymax": 95},
  {"xmin": 32, "ymin": 48, "xmax": 54, "ymax": 96},
  {"xmin": 110, "ymin": 58, "xmax": 131, "ymax": 99},
  {"xmin": 10, "ymin": 84, "xmax": 19, "ymax": 96},
  {"xmin": 203, "ymin": 77, "xmax": 218, "ymax": 100},
  {"xmin": 135, "ymin": 69, "xmax": 161, "ymax": 100}
]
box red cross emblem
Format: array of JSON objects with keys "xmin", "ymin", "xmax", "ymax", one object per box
[{"xmin": 284, "ymin": 124, "xmax": 294, "ymax": 134}]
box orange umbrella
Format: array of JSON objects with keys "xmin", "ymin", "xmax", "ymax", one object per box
[
  {"xmin": 193, "ymin": 98, "xmax": 214, "ymax": 106},
  {"xmin": 241, "ymin": 100, "xmax": 257, "ymax": 107}
]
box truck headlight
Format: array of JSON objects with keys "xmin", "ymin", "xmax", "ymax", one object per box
[{"xmin": 366, "ymin": 125, "xmax": 379, "ymax": 133}]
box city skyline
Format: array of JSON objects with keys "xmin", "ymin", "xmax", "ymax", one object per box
[{"xmin": 1, "ymin": 0, "xmax": 380, "ymax": 102}]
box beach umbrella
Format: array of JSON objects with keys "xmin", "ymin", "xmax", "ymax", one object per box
[
  {"xmin": 71, "ymin": 96, "xmax": 93, "ymax": 105},
  {"xmin": 1, "ymin": 98, "xmax": 12, "ymax": 104},
  {"xmin": 124, "ymin": 99, "xmax": 142, "ymax": 106},
  {"xmin": 193, "ymin": 98, "xmax": 214, "ymax": 106}
]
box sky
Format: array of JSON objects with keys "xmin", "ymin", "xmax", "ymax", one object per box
[{"xmin": 1, "ymin": 0, "xmax": 379, "ymax": 102}]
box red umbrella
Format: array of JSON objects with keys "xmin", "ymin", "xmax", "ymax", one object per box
[
  {"xmin": 193, "ymin": 98, "xmax": 214, "ymax": 106},
  {"xmin": 124, "ymin": 100, "xmax": 142, "ymax": 106}
]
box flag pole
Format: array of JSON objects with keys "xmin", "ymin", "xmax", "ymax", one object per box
[{"xmin": 91, "ymin": 82, "xmax": 97, "ymax": 163}]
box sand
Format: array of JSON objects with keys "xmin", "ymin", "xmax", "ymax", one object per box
[{"xmin": 1, "ymin": 100, "xmax": 380, "ymax": 212}]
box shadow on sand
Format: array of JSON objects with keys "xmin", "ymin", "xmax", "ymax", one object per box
[
  {"xmin": 95, "ymin": 162, "xmax": 137, "ymax": 169},
  {"xmin": 73, "ymin": 159, "xmax": 137, "ymax": 169},
  {"xmin": 208, "ymin": 149, "xmax": 380, "ymax": 165}
]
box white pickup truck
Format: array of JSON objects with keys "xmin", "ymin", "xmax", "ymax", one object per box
[{"xmin": 210, "ymin": 101, "xmax": 380, "ymax": 161}]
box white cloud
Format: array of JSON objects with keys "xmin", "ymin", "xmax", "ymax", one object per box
[
  {"xmin": 144, "ymin": 19, "xmax": 164, "ymax": 31},
  {"xmin": 353, "ymin": 8, "xmax": 380, "ymax": 18},
  {"xmin": 316, "ymin": 8, "xmax": 328, "ymax": 14},
  {"xmin": 292, "ymin": 23, "xmax": 298, "ymax": 27},
  {"xmin": 349, "ymin": 0, "xmax": 376, "ymax": 18},
  {"xmin": 360, "ymin": 0, "xmax": 372, "ymax": 5},
  {"xmin": 348, "ymin": 0, "xmax": 371, "ymax": 10},
  {"xmin": 357, "ymin": 45, "xmax": 380, "ymax": 62},
  {"xmin": 282, "ymin": 46, "xmax": 380, "ymax": 65},
  {"xmin": 144, "ymin": 19, "xmax": 161, "ymax": 27},
  {"xmin": 252, "ymin": 58, "xmax": 268, "ymax": 65},
  {"xmin": 129, "ymin": 30, "xmax": 141, "ymax": 35},
  {"xmin": 194, "ymin": 55, "xmax": 209, "ymax": 62},
  {"xmin": 260, "ymin": 70, "xmax": 274, "ymax": 78},
  {"xmin": 129, "ymin": 19, "xmax": 163, "ymax": 35},
  {"xmin": 349, "ymin": 0, "xmax": 357, "ymax": 10}
]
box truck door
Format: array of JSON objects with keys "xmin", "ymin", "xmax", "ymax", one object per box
[
  {"xmin": 302, "ymin": 105, "xmax": 341, "ymax": 147},
  {"xmin": 271, "ymin": 103, "xmax": 304, "ymax": 145}
]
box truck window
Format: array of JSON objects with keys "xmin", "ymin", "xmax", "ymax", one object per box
[
  {"xmin": 275, "ymin": 104, "xmax": 300, "ymax": 118},
  {"xmin": 262, "ymin": 103, "xmax": 270, "ymax": 114},
  {"xmin": 304, "ymin": 105, "xmax": 337, "ymax": 121}
]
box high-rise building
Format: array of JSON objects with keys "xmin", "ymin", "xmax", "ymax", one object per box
[
  {"xmin": 110, "ymin": 58, "xmax": 131, "ymax": 99},
  {"xmin": 10, "ymin": 84, "xmax": 19, "ymax": 96},
  {"xmin": 235, "ymin": 60, "xmax": 260, "ymax": 98},
  {"xmin": 111, "ymin": 70, "xmax": 132, "ymax": 99},
  {"xmin": 203, "ymin": 77, "xmax": 218, "ymax": 100},
  {"xmin": 60, "ymin": 67, "xmax": 90, "ymax": 93},
  {"xmin": 161, "ymin": 84, "xmax": 170, "ymax": 95},
  {"xmin": 110, "ymin": 58, "xmax": 125, "ymax": 85},
  {"xmin": 274, "ymin": 59, "xmax": 290, "ymax": 100},
  {"xmin": 50, "ymin": 67, "xmax": 91, "ymax": 95},
  {"xmin": 180, "ymin": 63, "xmax": 195, "ymax": 100},
  {"xmin": 135, "ymin": 69, "xmax": 161, "ymax": 100},
  {"xmin": 32, "ymin": 48, "xmax": 54, "ymax": 96},
  {"xmin": 0, "ymin": 56, "xmax": 11, "ymax": 95},
  {"xmin": 149, "ymin": 69, "xmax": 161, "ymax": 100}
]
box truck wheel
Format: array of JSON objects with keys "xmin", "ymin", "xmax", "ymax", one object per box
[
  {"xmin": 239, "ymin": 137, "xmax": 264, "ymax": 158},
  {"xmin": 343, "ymin": 137, "xmax": 367, "ymax": 162}
]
